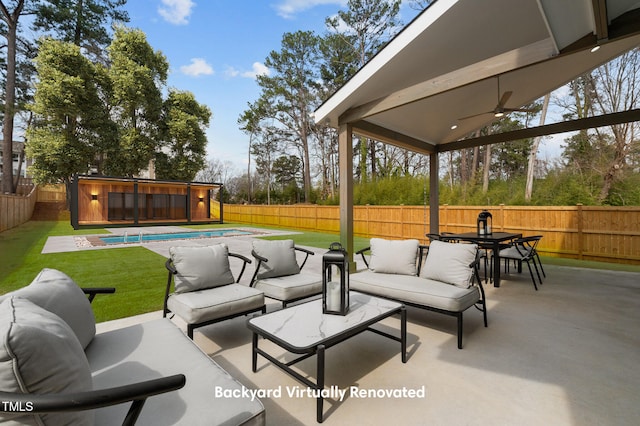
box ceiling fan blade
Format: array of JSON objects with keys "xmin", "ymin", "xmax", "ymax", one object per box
[
  {"xmin": 497, "ymin": 91, "xmax": 513, "ymax": 108},
  {"xmin": 458, "ymin": 111, "xmax": 492, "ymax": 121},
  {"xmin": 503, "ymin": 107, "xmax": 538, "ymax": 113}
]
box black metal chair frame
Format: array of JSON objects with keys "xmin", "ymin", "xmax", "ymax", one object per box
[
  {"xmin": 0, "ymin": 288, "xmax": 186, "ymax": 425},
  {"xmin": 164, "ymin": 252, "xmax": 266, "ymax": 339},
  {"xmin": 249, "ymin": 246, "xmax": 318, "ymax": 308},
  {"xmin": 356, "ymin": 244, "xmax": 488, "ymax": 349},
  {"xmin": 500, "ymin": 235, "xmax": 546, "ymax": 290}
]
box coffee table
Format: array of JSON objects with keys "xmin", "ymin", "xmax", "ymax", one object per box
[{"xmin": 247, "ymin": 291, "xmax": 406, "ymax": 423}]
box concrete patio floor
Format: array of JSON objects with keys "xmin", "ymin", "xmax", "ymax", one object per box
[{"xmin": 94, "ymin": 233, "xmax": 640, "ymax": 425}]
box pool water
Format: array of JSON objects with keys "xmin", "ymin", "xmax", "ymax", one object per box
[{"xmin": 99, "ymin": 229, "xmax": 253, "ymax": 244}]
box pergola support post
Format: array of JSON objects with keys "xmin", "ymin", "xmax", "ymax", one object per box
[
  {"xmin": 338, "ymin": 123, "xmax": 356, "ymax": 270},
  {"xmin": 429, "ymin": 152, "xmax": 439, "ymax": 234}
]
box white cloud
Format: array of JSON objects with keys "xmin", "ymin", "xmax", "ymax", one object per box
[
  {"xmin": 180, "ymin": 58, "xmax": 214, "ymax": 76},
  {"xmin": 158, "ymin": 0, "xmax": 195, "ymax": 25},
  {"xmin": 224, "ymin": 66, "xmax": 240, "ymax": 78},
  {"xmin": 241, "ymin": 62, "xmax": 271, "ymax": 79},
  {"xmin": 273, "ymin": 0, "xmax": 347, "ymax": 19}
]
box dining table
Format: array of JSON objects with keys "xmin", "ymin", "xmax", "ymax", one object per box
[{"xmin": 442, "ymin": 232, "xmax": 522, "ymax": 287}]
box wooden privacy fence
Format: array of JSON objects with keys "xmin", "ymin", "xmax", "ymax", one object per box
[
  {"xmin": 0, "ymin": 186, "xmax": 37, "ymax": 233},
  {"xmin": 224, "ymin": 204, "xmax": 640, "ymax": 265},
  {"xmin": 36, "ymin": 184, "xmax": 67, "ymax": 202}
]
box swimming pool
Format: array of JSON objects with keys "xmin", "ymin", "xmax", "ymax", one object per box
[{"xmin": 98, "ymin": 229, "xmax": 254, "ymax": 245}]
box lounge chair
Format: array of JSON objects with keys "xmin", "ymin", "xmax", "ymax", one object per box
[
  {"xmin": 164, "ymin": 244, "xmax": 266, "ymax": 338},
  {"xmin": 249, "ymin": 239, "xmax": 322, "ymax": 308}
]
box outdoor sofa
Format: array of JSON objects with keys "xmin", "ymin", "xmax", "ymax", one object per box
[
  {"xmin": 351, "ymin": 238, "xmax": 488, "ymax": 349},
  {"xmin": 0, "ymin": 268, "xmax": 265, "ymax": 426}
]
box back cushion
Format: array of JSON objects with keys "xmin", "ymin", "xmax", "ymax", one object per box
[
  {"xmin": 0, "ymin": 297, "xmax": 94, "ymax": 425},
  {"xmin": 0, "ymin": 268, "xmax": 96, "ymax": 349},
  {"xmin": 369, "ymin": 238, "xmax": 419, "ymax": 275},
  {"xmin": 170, "ymin": 245, "xmax": 236, "ymax": 293},
  {"xmin": 252, "ymin": 239, "xmax": 301, "ymax": 279},
  {"xmin": 421, "ymin": 240, "xmax": 477, "ymax": 288}
]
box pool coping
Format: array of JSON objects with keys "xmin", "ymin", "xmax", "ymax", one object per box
[{"xmin": 41, "ymin": 226, "xmax": 299, "ymax": 254}]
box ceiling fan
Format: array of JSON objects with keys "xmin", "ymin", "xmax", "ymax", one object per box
[{"xmin": 458, "ymin": 76, "xmax": 537, "ymax": 121}]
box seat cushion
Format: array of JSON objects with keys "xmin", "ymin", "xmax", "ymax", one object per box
[
  {"xmin": 253, "ymin": 271, "xmax": 322, "ymax": 302},
  {"xmin": 0, "ymin": 268, "xmax": 96, "ymax": 349},
  {"xmin": 167, "ymin": 284, "xmax": 264, "ymax": 324},
  {"xmin": 421, "ymin": 240, "xmax": 477, "ymax": 288},
  {"xmin": 351, "ymin": 270, "xmax": 480, "ymax": 312},
  {"xmin": 85, "ymin": 318, "xmax": 265, "ymax": 426},
  {"xmin": 369, "ymin": 238, "xmax": 419, "ymax": 275},
  {"xmin": 499, "ymin": 245, "xmax": 530, "ymax": 260},
  {"xmin": 252, "ymin": 239, "xmax": 300, "ymax": 278},
  {"xmin": 0, "ymin": 297, "xmax": 93, "ymax": 426},
  {"xmin": 170, "ymin": 245, "xmax": 236, "ymax": 293}
]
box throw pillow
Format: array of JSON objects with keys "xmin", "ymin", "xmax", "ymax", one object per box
[
  {"xmin": 0, "ymin": 268, "xmax": 96, "ymax": 349},
  {"xmin": 252, "ymin": 239, "xmax": 301, "ymax": 279},
  {"xmin": 421, "ymin": 240, "xmax": 477, "ymax": 288},
  {"xmin": 170, "ymin": 245, "xmax": 236, "ymax": 293},
  {"xmin": 369, "ymin": 238, "xmax": 419, "ymax": 275},
  {"xmin": 0, "ymin": 296, "xmax": 93, "ymax": 425}
]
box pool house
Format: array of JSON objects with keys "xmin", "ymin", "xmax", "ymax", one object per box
[{"xmin": 70, "ymin": 175, "xmax": 223, "ymax": 229}]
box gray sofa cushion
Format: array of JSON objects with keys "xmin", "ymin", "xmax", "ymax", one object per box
[
  {"xmin": 170, "ymin": 245, "xmax": 236, "ymax": 293},
  {"xmin": 350, "ymin": 270, "xmax": 480, "ymax": 312},
  {"xmin": 253, "ymin": 271, "xmax": 322, "ymax": 302},
  {"xmin": 369, "ymin": 238, "xmax": 419, "ymax": 275},
  {"xmin": 252, "ymin": 239, "xmax": 300, "ymax": 278},
  {"xmin": 421, "ymin": 240, "xmax": 477, "ymax": 288},
  {"xmin": 85, "ymin": 318, "xmax": 265, "ymax": 426},
  {"xmin": 167, "ymin": 284, "xmax": 264, "ymax": 324},
  {"xmin": 0, "ymin": 268, "xmax": 96, "ymax": 349},
  {"xmin": 0, "ymin": 297, "xmax": 93, "ymax": 426}
]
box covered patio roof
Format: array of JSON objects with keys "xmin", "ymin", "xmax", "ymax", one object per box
[{"xmin": 313, "ymin": 0, "xmax": 640, "ymax": 259}]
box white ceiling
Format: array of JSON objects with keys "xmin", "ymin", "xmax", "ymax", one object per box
[{"xmin": 313, "ymin": 0, "xmax": 640, "ymax": 154}]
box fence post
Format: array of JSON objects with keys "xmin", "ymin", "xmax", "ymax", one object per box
[
  {"xmin": 577, "ymin": 203, "xmax": 584, "ymax": 260},
  {"xmin": 442, "ymin": 204, "xmax": 448, "ymax": 232}
]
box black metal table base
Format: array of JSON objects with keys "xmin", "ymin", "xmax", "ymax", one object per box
[{"xmin": 251, "ymin": 307, "xmax": 406, "ymax": 423}]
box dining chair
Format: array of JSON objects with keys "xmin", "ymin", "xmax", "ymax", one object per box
[{"xmin": 498, "ymin": 235, "xmax": 545, "ymax": 290}]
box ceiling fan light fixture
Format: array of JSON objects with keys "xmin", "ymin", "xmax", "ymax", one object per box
[
  {"xmin": 450, "ymin": 124, "xmax": 458, "ymax": 130},
  {"xmin": 590, "ymin": 44, "xmax": 601, "ymax": 53},
  {"xmin": 494, "ymin": 111, "xmax": 504, "ymax": 118}
]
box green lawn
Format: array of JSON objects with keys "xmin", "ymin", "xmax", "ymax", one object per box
[{"xmin": 2, "ymin": 220, "xmax": 639, "ymax": 323}]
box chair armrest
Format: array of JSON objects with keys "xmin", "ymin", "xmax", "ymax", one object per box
[
  {"xmin": 229, "ymin": 252, "xmax": 252, "ymax": 282},
  {"xmin": 82, "ymin": 287, "xmax": 116, "ymax": 303},
  {"xmin": 294, "ymin": 246, "xmax": 314, "ymax": 270},
  {"xmin": 250, "ymin": 249, "xmax": 268, "ymax": 264},
  {"xmin": 165, "ymin": 258, "xmax": 177, "ymax": 275},
  {"xmin": 355, "ymin": 247, "xmax": 371, "ymax": 268},
  {"xmin": 0, "ymin": 374, "xmax": 186, "ymax": 426},
  {"xmin": 416, "ymin": 245, "xmax": 429, "ymax": 276}
]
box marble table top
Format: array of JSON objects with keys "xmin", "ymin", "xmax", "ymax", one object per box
[{"xmin": 247, "ymin": 291, "xmax": 402, "ymax": 351}]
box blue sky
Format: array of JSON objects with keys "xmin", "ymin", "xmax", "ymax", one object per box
[{"xmin": 125, "ymin": 0, "xmax": 422, "ymax": 173}]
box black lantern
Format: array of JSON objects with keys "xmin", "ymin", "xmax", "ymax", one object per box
[
  {"xmin": 477, "ymin": 210, "xmax": 493, "ymax": 235},
  {"xmin": 322, "ymin": 242, "xmax": 349, "ymax": 315}
]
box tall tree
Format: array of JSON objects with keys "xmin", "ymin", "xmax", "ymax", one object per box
[
  {"xmin": 325, "ymin": 0, "xmax": 402, "ymax": 180},
  {"xmin": 255, "ymin": 30, "xmax": 320, "ymax": 202},
  {"xmin": 154, "ymin": 89, "xmax": 211, "ymax": 181},
  {"xmin": 26, "ymin": 38, "xmax": 113, "ymax": 198},
  {"xmin": 238, "ymin": 99, "xmax": 268, "ymax": 203},
  {"xmin": 32, "ymin": 0, "xmax": 129, "ymax": 62},
  {"xmin": 250, "ymin": 127, "xmax": 281, "ymax": 205},
  {"xmin": 525, "ymin": 93, "xmax": 550, "ymax": 201},
  {"xmin": 106, "ymin": 26, "xmax": 168, "ymax": 177},
  {"xmin": 591, "ymin": 50, "xmax": 640, "ymax": 203},
  {"xmin": 0, "ymin": 0, "xmax": 26, "ymax": 193}
]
